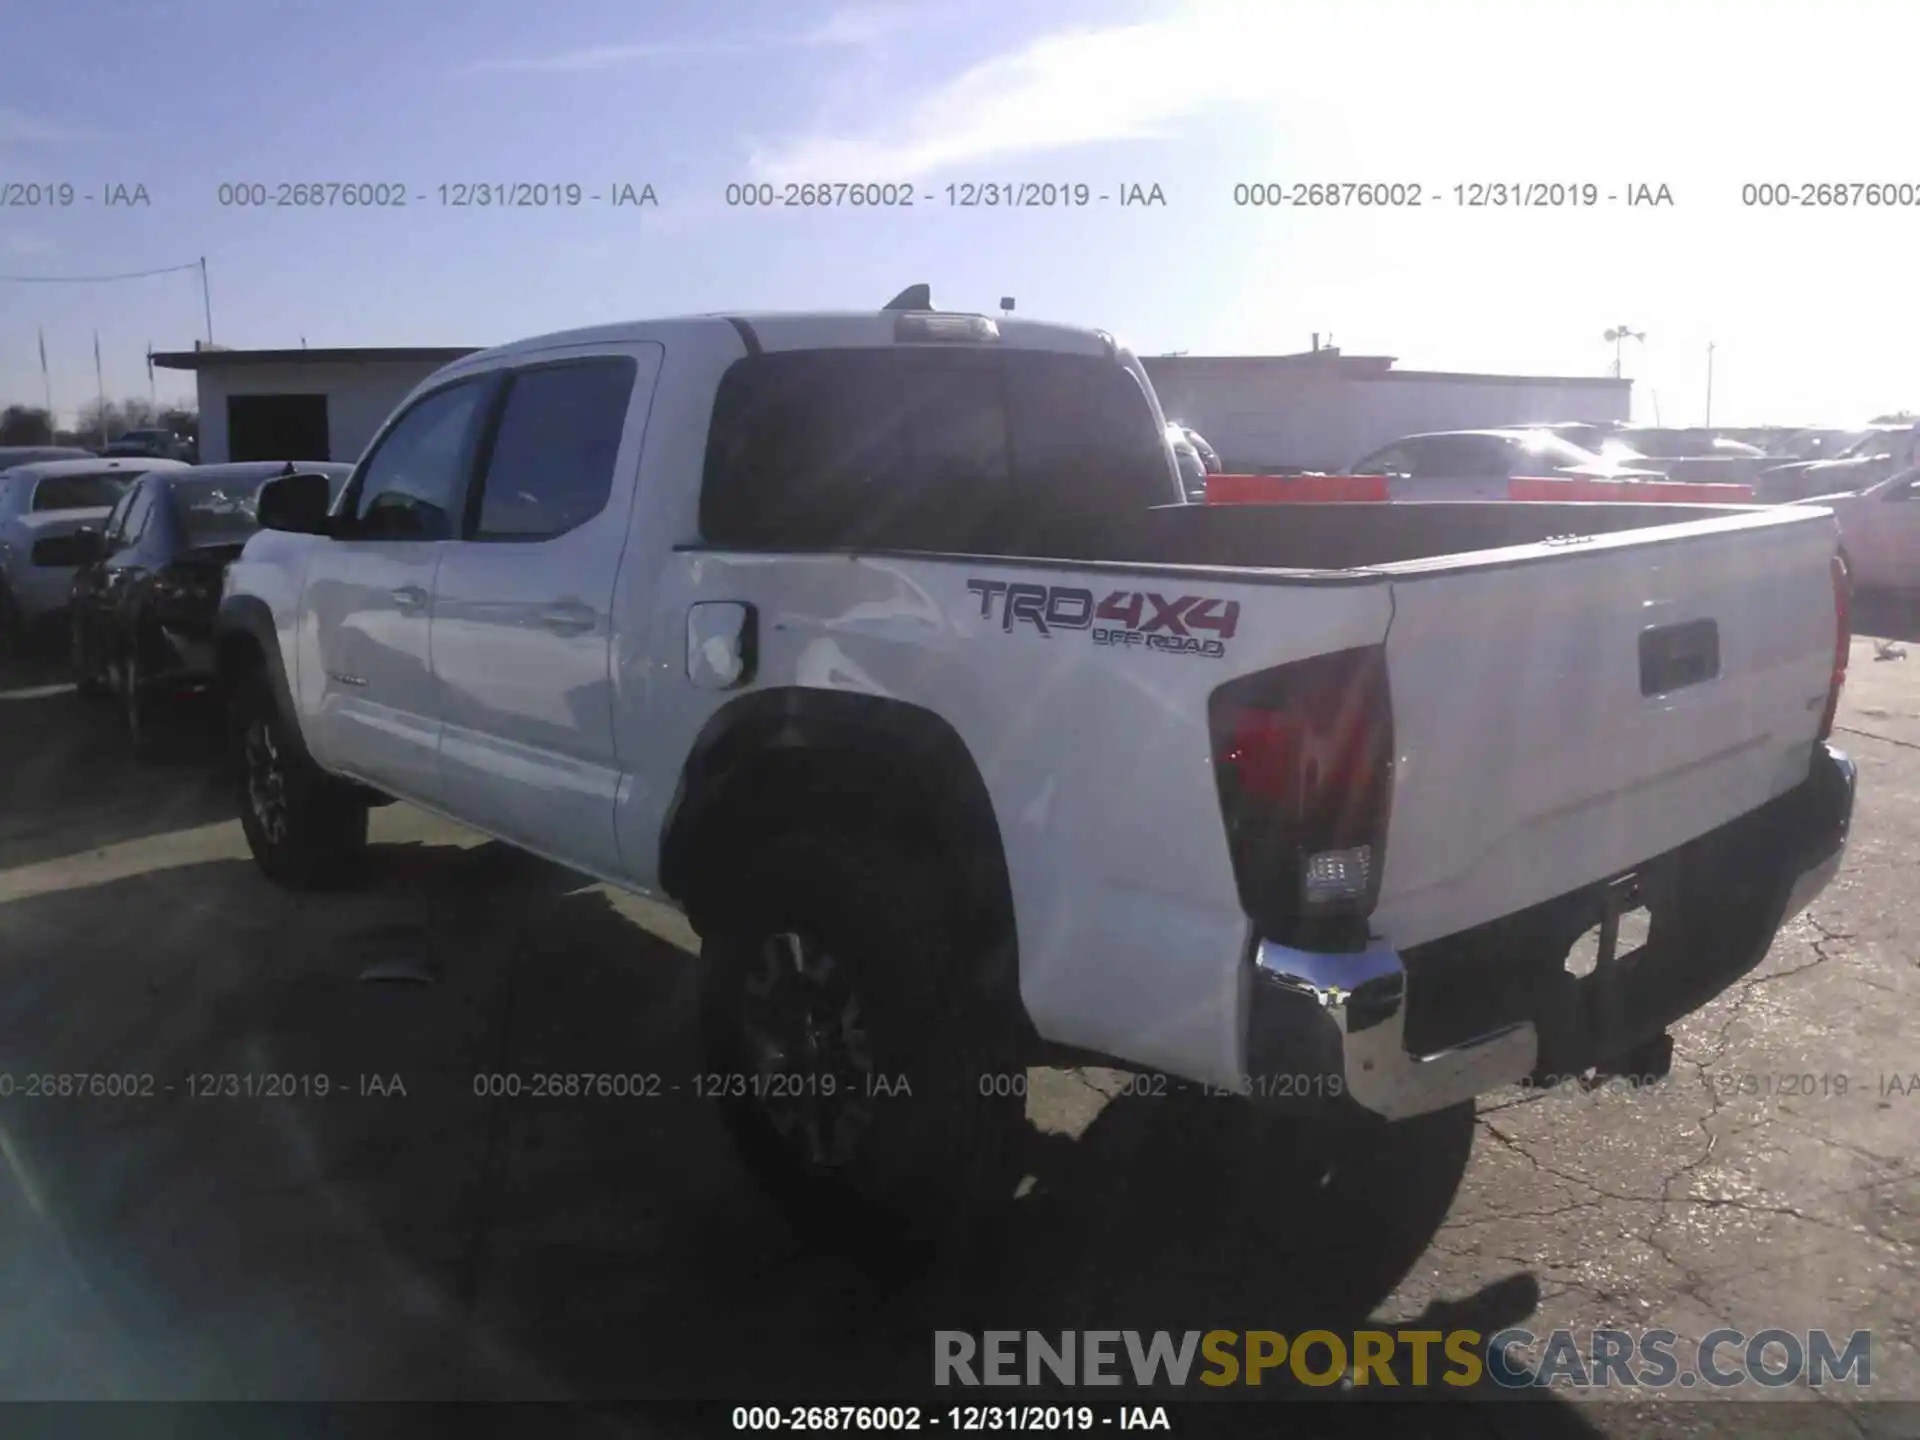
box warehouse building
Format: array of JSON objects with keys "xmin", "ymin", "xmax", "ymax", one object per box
[
  {"xmin": 1142, "ymin": 346, "xmax": 1632, "ymax": 473},
  {"xmin": 155, "ymin": 338, "xmax": 1630, "ymax": 475},
  {"xmin": 151, "ymin": 344, "xmax": 479, "ymax": 465}
]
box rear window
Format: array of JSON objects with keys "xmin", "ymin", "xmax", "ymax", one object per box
[
  {"xmin": 31, "ymin": 472, "xmax": 132, "ymax": 510},
  {"xmin": 699, "ymin": 346, "xmax": 1174, "ymax": 551},
  {"xmin": 173, "ymin": 478, "xmax": 267, "ymax": 544}
]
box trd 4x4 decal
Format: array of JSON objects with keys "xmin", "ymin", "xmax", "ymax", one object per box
[{"xmin": 966, "ymin": 579, "xmax": 1239, "ymax": 658}]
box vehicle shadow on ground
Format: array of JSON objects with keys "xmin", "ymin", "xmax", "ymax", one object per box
[
  {"xmin": 0, "ymin": 658, "xmax": 230, "ymax": 873},
  {"xmin": 0, "ymin": 833, "xmax": 1626, "ymax": 1434},
  {"xmin": 1853, "ymin": 590, "xmax": 1920, "ymax": 644}
]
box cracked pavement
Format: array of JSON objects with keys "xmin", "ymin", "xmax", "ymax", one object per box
[{"xmin": 0, "ymin": 617, "xmax": 1915, "ymax": 1432}]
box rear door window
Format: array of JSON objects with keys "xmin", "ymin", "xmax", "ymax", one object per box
[
  {"xmin": 1354, "ymin": 445, "xmax": 1411, "ymax": 475},
  {"xmin": 470, "ymin": 358, "xmax": 637, "ymax": 540},
  {"xmin": 1410, "ymin": 436, "xmax": 1511, "ymax": 479}
]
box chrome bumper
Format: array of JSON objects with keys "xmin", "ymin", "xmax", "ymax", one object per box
[
  {"xmin": 1245, "ymin": 744, "xmax": 1856, "ymax": 1123},
  {"xmin": 1249, "ymin": 941, "xmax": 1538, "ymax": 1121}
]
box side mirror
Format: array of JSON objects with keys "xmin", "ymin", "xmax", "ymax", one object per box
[
  {"xmin": 256, "ymin": 471, "xmax": 337, "ymax": 534},
  {"xmin": 31, "ymin": 527, "xmax": 103, "ymax": 567}
]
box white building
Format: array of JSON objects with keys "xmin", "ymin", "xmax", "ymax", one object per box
[
  {"xmin": 150, "ymin": 344, "xmax": 479, "ymax": 465},
  {"xmin": 1142, "ymin": 348, "xmax": 1632, "ymax": 473}
]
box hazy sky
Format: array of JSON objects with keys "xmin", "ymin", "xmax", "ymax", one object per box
[{"xmin": 1, "ymin": 0, "xmax": 1914, "ymax": 429}]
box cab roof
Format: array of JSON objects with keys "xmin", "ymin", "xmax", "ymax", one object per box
[{"xmin": 440, "ymin": 308, "xmax": 1120, "ymax": 376}]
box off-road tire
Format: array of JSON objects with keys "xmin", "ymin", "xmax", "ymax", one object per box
[
  {"xmin": 231, "ymin": 667, "xmax": 369, "ymax": 889},
  {"xmin": 697, "ymin": 828, "xmax": 1024, "ymax": 1259}
]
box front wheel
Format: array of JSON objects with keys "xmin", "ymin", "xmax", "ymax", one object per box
[
  {"xmin": 697, "ymin": 829, "xmax": 1025, "ymax": 1257},
  {"xmin": 231, "ymin": 668, "xmax": 368, "ymax": 889}
]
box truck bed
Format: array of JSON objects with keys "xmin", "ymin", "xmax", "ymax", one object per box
[
  {"xmin": 666, "ymin": 495, "xmax": 1840, "ymax": 1081},
  {"xmin": 1027, "ymin": 498, "xmax": 1784, "ymax": 574}
]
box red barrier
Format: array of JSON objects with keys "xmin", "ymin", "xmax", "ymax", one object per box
[
  {"xmin": 1508, "ymin": 475, "xmax": 1755, "ymax": 504},
  {"xmin": 1206, "ymin": 473, "xmax": 1391, "ymax": 504}
]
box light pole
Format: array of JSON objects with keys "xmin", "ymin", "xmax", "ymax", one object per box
[
  {"xmin": 1705, "ymin": 342, "xmax": 1715, "ymax": 426},
  {"xmin": 1604, "ymin": 326, "xmax": 1645, "ymax": 378}
]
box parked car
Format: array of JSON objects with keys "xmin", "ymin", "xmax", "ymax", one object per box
[
  {"xmin": 1350, "ymin": 427, "xmax": 1669, "ymax": 499},
  {"xmin": 0, "ymin": 456, "xmax": 189, "ymax": 654},
  {"xmin": 1609, "ymin": 428, "xmax": 1768, "ymax": 461},
  {"xmin": 1167, "ymin": 424, "xmax": 1209, "ymax": 501},
  {"xmin": 1774, "ymin": 428, "xmax": 1873, "ymax": 462},
  {"xmin": 1174, "ymin": 423, "xmax": 1220, "ymax": 473},
  {"xmin": 1794, "ymin": 468, "xmax": 1920, "ymax": 595},
  {"xmin": 1751, "ymin": 423, "xmax": 1920, "ymax": 503},
  {"xmin": 68, "ymin": 461, "xmax": 354, "ymax": 750},
  {"xmin": 213, "ymin": 301, "xmax": 1852, "ymax": 1250},
  {"xmin": 1582, "ymin": 428, "xmax": 1775, "ymax": 485},
  {"xmin": 102, "ymin": 428, "xmax": 195, "ymax": 462},
  {"xmin": 0, "ymin": 444, "xmax": 96, "ymax": 468},
  {"xmin": 1534, "ymin": 420, "xmax": 1628, "ymax": 452}
]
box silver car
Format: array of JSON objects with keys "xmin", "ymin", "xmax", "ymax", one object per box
[
  {"xmin": 1351, "ymin": 427, "xmax": 1668, "ymax": 501},
  {"xmin": 0, "ymin": 456, "xmax": 190, "ymax": 650}
]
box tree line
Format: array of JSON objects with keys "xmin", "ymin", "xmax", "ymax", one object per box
[{"xmin": 0, "ymin": 399, "xmax": 199, "ymax": 448}]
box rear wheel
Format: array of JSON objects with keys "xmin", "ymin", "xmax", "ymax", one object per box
[
  {"xmin": 0, "ymin": 584, "xmax": 22, "ymax": 663},
  {"xmin": 232, "ymin": 667, "xmax": 368, "ymax": 889},
  {"xmin": 120, "ymin": 645, "xmax": 158, "ymax": 759},
  {"xmin": 697, "ymin": 828, "xmax": 1024, "ymax": 1258},
  {"xmin": 71, "ymin": 616, "xmax": 106, "ymax": 697}
]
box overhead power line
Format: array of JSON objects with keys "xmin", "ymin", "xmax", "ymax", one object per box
[
  {"xmin": 0, "ymin": 260, "xmax": 202, "ymax": 283},
  {"xmin": 0, "ymin": 256, "xmax": 214, "ymax": 343}
]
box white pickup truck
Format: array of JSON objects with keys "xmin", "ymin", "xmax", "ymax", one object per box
[{"xmin": 215, "ymin": 298, "xmax": 1857, "ymax": 1247}]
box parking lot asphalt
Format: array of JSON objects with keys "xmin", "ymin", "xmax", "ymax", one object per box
[{"xmin": 2, "ymin": 599, "xmax": 1919, "ymax": 1435}]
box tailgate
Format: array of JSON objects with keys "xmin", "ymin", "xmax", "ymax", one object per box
[{"xmin": 1371, "ymin": 506, "xmax": 1841, "ymax": 949}]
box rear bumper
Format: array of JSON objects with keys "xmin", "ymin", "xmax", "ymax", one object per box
[{"xmin": 1245, "ymin": 743, "xmax": 1856, "ymax": 1121}]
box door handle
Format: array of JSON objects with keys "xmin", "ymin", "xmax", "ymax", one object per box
[
  {"xmin": 540, "ymin": 603, "xmax": 596, "ymax": 636},
  {"xmin": 390, "ymin": 585, "xmax": 429, "ymax": 611}
]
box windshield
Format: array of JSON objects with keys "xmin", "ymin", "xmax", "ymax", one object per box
[
  {"xmin": 31, "ymin": 472, "xmax": 134, "ymax": 510},
  {"xmin": 1835, "ymin": 430, "xmax": 1899, "ymax": 459}
]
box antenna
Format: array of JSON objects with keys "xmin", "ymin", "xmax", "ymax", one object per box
[{"xmin": 883, "ymin": 283, "xmax": 932, "ymax": 311}]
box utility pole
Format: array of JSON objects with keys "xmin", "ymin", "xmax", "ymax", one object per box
[
  {"xmin": 1604, "ymin": 326, "xmax": 1645, "ymax": 378},
  {"xmin": 1705, "ymin": 342, "xmax": 1715, "ymax": 426}
]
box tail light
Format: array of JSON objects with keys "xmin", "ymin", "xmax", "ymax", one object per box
[
  {"xmin": 1816, "ymin": 551, "xmax": 1851, "ymax": 742},
  {"xmin": 1208, "ymin": 645, "xmax": 1394, "ymax": 950},
  {"xmin": 153, "ymin": 566, "xmax": 221, "ymax": 633}
]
